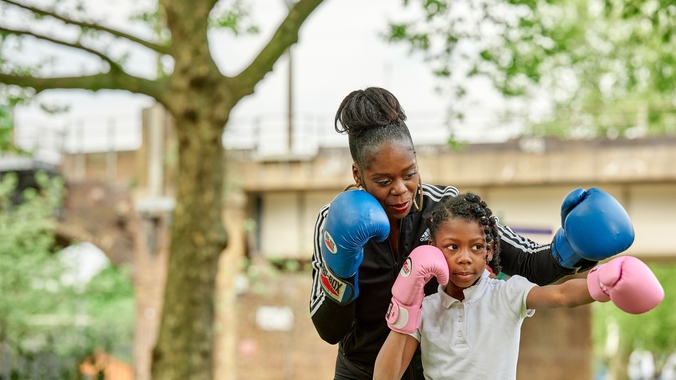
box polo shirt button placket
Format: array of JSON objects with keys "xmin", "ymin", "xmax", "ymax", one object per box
[{"xmin": 457, "ymin": 304, "xmax": 467, "ymax": 345}]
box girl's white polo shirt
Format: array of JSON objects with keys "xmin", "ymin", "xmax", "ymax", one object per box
[{"xmin": 412, "ymin": 270, "xmax": 537, "ymax": 380}]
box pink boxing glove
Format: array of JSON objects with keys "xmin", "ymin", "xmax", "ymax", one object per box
[
  {"xmin": 385, "ymin": 245, "xmax": 449, "ymax": 334},
  {"xmin": 587, "ymin": 256, "xmax": 664, "ymax": 314}
]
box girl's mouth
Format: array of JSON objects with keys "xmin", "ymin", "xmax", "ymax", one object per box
[{"xmin": 454, "ymin": 272, "xmax": 474, "ymax": 281}]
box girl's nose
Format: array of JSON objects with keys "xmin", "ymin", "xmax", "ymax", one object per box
[{"xmin": 457, "ymin": 249, "xmax": 472, "ymax": 264}]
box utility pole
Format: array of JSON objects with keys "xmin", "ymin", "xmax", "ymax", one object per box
[
  {"xmin": 287, "ymin": 46, "xmax": 293, "ymax": 153},
  {"xmin": 286, "ymin": 0, "xmax": 296, "ymax": 153}
]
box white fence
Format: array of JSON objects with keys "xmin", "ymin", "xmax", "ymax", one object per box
[{"xmin": 11, "ymin": 110, "xmax": 459, "ymax": 158}]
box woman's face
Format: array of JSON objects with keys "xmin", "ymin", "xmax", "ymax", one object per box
[{"xmin": 353, "ymin": 140, "xmax": 419, "ymax": 221}]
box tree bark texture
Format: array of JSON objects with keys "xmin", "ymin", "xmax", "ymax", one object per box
[
  {"xmin": 149, "ymin": 2, "xmax": 226, "ymax": 378},
  {"xmin": 150, "ymin": 100, "xmax": 229, "ymax": 380}
]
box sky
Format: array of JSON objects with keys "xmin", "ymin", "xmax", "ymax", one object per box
[{"xmin": 12, "ymin": 0, "xmax": 517, "ymax": 156}]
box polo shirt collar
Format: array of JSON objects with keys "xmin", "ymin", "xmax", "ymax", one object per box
[{"xmin": 439, "ymin": 269, "xmax": 491, "ymax": 307}]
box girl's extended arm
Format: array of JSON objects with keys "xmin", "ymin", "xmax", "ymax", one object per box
[
  {"xmin": 528, "ymin": 256, "xmax": 665, "ymax": 314},
  {"xmin": 526, "ymin": 278, "xmax": 594, "ymax": 309},
  {"xmin": 374, "ymin": 331, "xmax": 419, "ymax": 380}
]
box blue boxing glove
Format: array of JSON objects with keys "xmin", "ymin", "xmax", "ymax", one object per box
[
  {"xmin": 552, "ymin": 188, "xmax": 635, "ymax": 269},
  {"xmin": 320, "ymin": 190, "xmax": 390, "ymax": 305}
]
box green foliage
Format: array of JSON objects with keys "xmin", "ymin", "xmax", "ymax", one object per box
[
  {"xmin": 79, "ymin": 263, "xmax": 135, "ymax": 362},
  {"xmin": 446, "ymin": 132, "xmax": 468, "ymax": 151},
  {"xmin": 83, "ymin": 265, "xmax": 134, "ymax": 313},
  {"xmin": 209, "ymin": 0, "xmax": 259, "ymax": 35},
  {"xmin": 0, "ymin": 171, "xmax": 67, "ymax": 345},
  {"xmin": 0, "ymin": 104, "xmax": 16, "ymax": 153},
  {"xmin": 592, "ymin": 262, "xmax": 676, "ymax": 370},
  {"xmin": 388, "ymin": 0, "xmax": 676, "ymax": 140},
  {"xmin": 0, "ymin": 172, "xmax": 135, "ymax": 374}
]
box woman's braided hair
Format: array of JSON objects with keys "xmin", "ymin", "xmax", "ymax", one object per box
[
  {"xmin": 424, "ymin": 193, "xmax": 502, "ymax": 274},
  {"xmin": 334, "ymin": 87, "xmax": 415, "ymax": 170}
]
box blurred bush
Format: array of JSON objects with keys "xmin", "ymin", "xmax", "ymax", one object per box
[{"xmin": 0, "ymin": 172, "xmax": 134, "ymax": 378}]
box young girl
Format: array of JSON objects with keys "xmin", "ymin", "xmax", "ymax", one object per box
[{"xmin": 374, "ymin": 193, "xmax": 664, "ymax": 380}]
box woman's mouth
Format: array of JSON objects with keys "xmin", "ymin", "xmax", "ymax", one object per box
[{"xmin": 390, "ymin": 201, "xmax": 410, "ymax": 214}]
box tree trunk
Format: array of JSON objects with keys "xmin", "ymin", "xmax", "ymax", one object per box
[
  {"xmin": 145, "ymin": 0, "xmax": 324, "ymax": 376},
  {"xmin": 151, "ymin": 106, "xmax": 228, "ymax": 380}
]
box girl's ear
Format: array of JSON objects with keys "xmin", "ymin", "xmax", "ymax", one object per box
[{"xmin": 486, "ymin": 253, "xmax": 493, "ymax": 262}]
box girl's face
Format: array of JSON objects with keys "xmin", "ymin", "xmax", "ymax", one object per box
[
  {"xmin": 431, "ymin": 217, "xmax": 492, "ymax": 300},
  {"xmin": 353, "ymin": 140, "xmax": 419, "ymax": 221}
]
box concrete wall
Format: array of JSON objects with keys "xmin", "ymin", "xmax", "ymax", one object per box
[
  {"xmin": 257, "ymin": 190, "xmax": 335, "ymax": 259},
  {"xmin": 234, "ymin": 137, "xmax": 676, "ymax": 262}
]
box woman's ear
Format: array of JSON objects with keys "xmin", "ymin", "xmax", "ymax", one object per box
[{"xmin": 352, "ymin": 163, "xmax": 361, "ymax": 186}]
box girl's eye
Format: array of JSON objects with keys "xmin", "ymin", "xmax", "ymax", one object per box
[
  {"xmin": 473, "ymin": 244, "xmax": 485, "ymax": 251},
  {"xmin": 375, "ymin": 179, "xmax": 391, "ymax": 186}
]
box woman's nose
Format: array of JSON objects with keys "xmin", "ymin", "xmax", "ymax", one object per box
[{"xmin": 390, "ymin": 179, "xmax": 407, "ymax": 195}]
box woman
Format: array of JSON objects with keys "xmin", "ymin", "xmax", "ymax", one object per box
[{"xmin": 309, "ymin": 87, "xmax": 633, "ymax": 379}]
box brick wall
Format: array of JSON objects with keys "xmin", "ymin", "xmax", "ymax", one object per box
[{"xmin": 234, "ymin": 266, "xmax": 336, "ymax": 380}]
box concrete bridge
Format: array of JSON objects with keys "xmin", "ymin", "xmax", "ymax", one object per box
[{"xmin": 231, "ymin": 135, "xmax": 676, "ymax": 263}]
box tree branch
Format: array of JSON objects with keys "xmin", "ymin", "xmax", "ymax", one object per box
[
  {"xmin": 0, "ymin": 26, "xmax": 121, "ymax": 70},
  {"xmin": 0, "ymin": 72, "xmax": 168, "ymax": 105},
  {"xmin": 229, "ymin": 0, "xmax": 324, "ymax": 98},
  {"xmin": 1, "ymin": 0, "xmax": 171, "ymax": 55}
]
